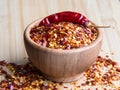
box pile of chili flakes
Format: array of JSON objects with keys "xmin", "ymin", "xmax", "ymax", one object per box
[
  {"xmin": 30, "ymin": 21, "xmax": 98, "ymax": 49},
  {"xmin": 0, "ymin": 56, "xmax": 120, "ymax": 90}
]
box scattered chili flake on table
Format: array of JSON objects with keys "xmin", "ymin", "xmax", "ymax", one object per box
[
  {"xmin": 83, "ymin": 56, "xmax": 120, "ymax": 86},
  {"xmin": 0, "ymin": 56, "xmax": 120, "ymax": 90},
  {"xmin": 30, "ymin": 21, "xmax": 98, "ymax": 49}
]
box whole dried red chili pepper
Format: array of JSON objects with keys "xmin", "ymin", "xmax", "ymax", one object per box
[{"xmin": 39, "ymin": 11, "xmax": 90, "ymax": 26}]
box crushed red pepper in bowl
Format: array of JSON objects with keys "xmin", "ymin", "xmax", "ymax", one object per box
[
  {"xmin": 30, "ymin": 21, "xmax": 98, "ymax": 49},
  {"xmin": 24, "ymin": 11, "xmax": 103, "ymax": 82}
]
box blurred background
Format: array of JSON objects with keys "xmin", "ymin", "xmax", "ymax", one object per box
[{"xmin": 0, "ymin": 0, "xmax": 120, "ymax": 65}]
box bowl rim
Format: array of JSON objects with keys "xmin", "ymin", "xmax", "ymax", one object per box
[{"xmin": 24, "ymin": 18, "xmax": 103, "ymax": 54}]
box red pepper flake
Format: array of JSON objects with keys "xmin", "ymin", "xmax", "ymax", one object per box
[
  {"xmin": 76, "ymin": 85, "xmax": 80, "ymax": 88},
  {"xmin": 64, "ymin": 86, "xmax": 68, "ymax": 88},
  {"xmin": 116, "ymin": 67, "xmax": 120, "ymax": 72},
  {"xmin": 0, "ymin": 56, "xmax": 120, "ymax": 89},
  {"xmin": 83, "ymin": 56, "xmax": 120, "ymax": 86},
  {"xmin": 0, "ymin": 60, "xmax": 7, "ymax": 66},
  {"xmin": 30, "ymin": 21, "xmax": 98, "ymax": 49},
  {"xmin": 111, "ymin": 52, "xmax": 114, "ymax": 55},
  {"xmin": 103, "ymin": 88, "xmax": 107, "ymax": 90}
]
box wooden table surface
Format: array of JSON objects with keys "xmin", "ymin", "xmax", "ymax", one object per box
[{"xmin": 0, "ymin": 0, "xmax": 120, "ymax": 89}]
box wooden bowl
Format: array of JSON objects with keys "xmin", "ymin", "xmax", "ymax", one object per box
[{"xmin": 24, "ymin": 19, "xmax": 103, "ymax": 82}]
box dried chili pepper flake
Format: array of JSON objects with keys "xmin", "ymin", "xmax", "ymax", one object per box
[
  {"xmin": 116, "ymin": 67, "xmax": 120, "ymax": 72},
  {"xmin": 84, "ymin": 56, "xmax": 120, "ymax": 88},
  {"xmin": 0, "ymin": 60, "xmax": 7, "ymax": 66},
  {"xmin": 0, "ymin": 56, "xmax": 120, "ymax": 89},
  {"xmin": 30, "ymin": 21, "xmax": 98, "ymax": 49},
  {"xmin": 64, "ymin": 86, "xmax": 68, "ymax": 88},
  {"xmin": 0, "ymin": 69, "xmax": 7, "ymax": 75},
  {"xmin": 76, "ymin": 85, "xmax": 80, "ymax": 88},
  {"xmin": 0, "ymin": 80, "xmax": 8, "ymax": 88}
]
